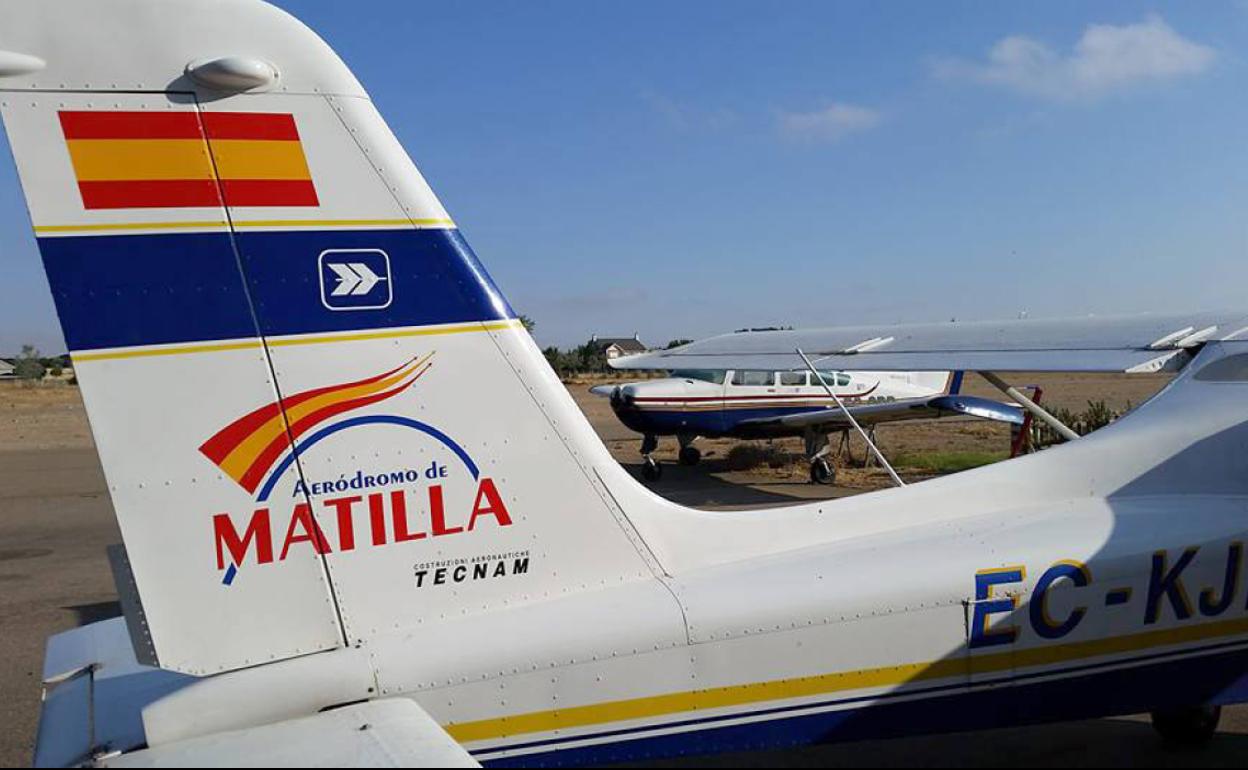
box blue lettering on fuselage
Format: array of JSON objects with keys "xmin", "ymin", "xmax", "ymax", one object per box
[{"xmin": 968, "ymin": 543, "xmax": 1246, "ymax": 650}]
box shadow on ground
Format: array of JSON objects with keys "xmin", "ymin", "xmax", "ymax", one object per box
[
  {"xmin": 618, "ymin": 459, "xmax": 838, "ymax": 509},
  {"xmin": 64, "ymin": 601, "xmax": 121, "ymax": 627}
]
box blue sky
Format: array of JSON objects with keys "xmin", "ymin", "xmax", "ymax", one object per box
[{"xmin": 3, "ymin": 1, "xmax": 1247, "ymax": 353}]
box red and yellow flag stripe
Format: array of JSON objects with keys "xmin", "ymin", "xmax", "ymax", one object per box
[
  {"xmin": 200, "ymin": 355, "xmax": 433, "ymax": 494},
  {"xmin": 59, "ymin": 111, "xmax": 318, "ymax": 209}
]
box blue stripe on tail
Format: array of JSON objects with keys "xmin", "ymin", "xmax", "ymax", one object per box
[{"xmin": 37, "ymin": 228, "xmax": 514, "ymax": 351}]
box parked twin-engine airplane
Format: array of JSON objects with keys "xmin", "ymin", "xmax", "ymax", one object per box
[
  {"xmin": 592, "ymin": 367, "xmax": 1022, "ymax": 482},
  {"xmin": 5, "ymin": 1, "xmax": 1248, "ymax": 767}
]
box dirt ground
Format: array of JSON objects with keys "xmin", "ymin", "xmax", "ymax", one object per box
[
  {"xmin": 5, "ymin": 373, "xmax": 1248, "ymax": 769},
  {"xmin": 0, "ymin": 382, "xmax": 94, "ymax": 452}
]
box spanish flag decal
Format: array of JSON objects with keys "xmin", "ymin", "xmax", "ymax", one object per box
[
  {"xmin": 58, "ymin": 111, "xmax": 318, "ymax": 209},
  {"xmin": 200, "ymin": 355, "xmax": 433, "ymax": 495}
]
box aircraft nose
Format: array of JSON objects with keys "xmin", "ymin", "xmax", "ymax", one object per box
[{"xmin": 614, "ymin": 383, "xmax": 642, "ymax": 408}]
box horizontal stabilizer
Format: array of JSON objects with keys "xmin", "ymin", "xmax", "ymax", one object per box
[
  {"xmin": 104, "ymin": 700, "xmax": 478, "ymax": 768},
  {"xmin": 35, "ymin": 619, "xmax": 192, "ymax": 768},
  {"xmin": 611, "ymin": 312, "xmax": 1248, "ymax": 373}
]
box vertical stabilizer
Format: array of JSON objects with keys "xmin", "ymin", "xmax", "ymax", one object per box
[{"xmin": 0, "ymin": 0, "xmax": 659, "ymax": 675}]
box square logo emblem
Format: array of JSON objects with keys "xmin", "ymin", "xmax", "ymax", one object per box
[{"xmin": 318, "ymin": 249, "xmax": 393, "ymax": 311}]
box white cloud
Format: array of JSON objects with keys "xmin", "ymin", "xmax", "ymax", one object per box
[
  {"xmin": 641, "ymin": 90, "xmax": 738, "ymax": 132},
  {"xmin": 778, "ymin": 102, "xmax": 881, "ymax": 143},
  {"xmin": 933, "ymin": 14, "xmax": 1215, "ymax": 100}
]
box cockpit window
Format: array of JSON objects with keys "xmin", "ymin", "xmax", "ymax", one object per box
[
  {"xmin": 671, "ymin": 369, "xmax": 726, "ymax": 384},
  {"xmin": 779, "ymin": 371, "xmax": 808, "ymax": 386},
  {"xmin": 732, "ymin": 370, "xmax": 774, "ymax": 386}
]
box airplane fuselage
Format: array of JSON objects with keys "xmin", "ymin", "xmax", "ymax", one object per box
[
  {"xmin": 608, "ymin": 369, "xmax": 951, "ymax": 439},
  {"xmin": 87, "ymin": 343, "xmax": 1248, "ymax": 768},
  {"xmin": 436, "ymin": 494, "xmax": 1248, "ymax": 766},
  {"xmin": 403, "ymin": 357, "xmax": 1248, "ymax": 764}
]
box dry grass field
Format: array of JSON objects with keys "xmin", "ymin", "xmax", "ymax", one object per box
[
  {"xmin": 0, "ymin": 382, "xmax": 94, "ymax": 452},
  {"xmin": 0, "ymin": 370, "xmax": 1171, "ymax": 460}
]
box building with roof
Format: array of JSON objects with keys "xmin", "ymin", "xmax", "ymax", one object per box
[{"xmin": 590, "ymin": 334, "xmax": 648, "ymax": 360}]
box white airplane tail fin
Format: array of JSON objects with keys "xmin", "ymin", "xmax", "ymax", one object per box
[
  {"xmin": 913, "ymin": 371, "xmax": 961, "ymax": 395},
  {"xmin": 0, "ymin": 0, "xmax": 659, "ymax": 675}
]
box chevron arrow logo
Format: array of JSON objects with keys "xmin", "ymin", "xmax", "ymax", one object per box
[
  {"xmin": 328, "ymin": 261, "xmax": 386, "ymax": 297},
  {"xmin": 318, "ymin": 249, "xmax": 394, "ymax": 311}
]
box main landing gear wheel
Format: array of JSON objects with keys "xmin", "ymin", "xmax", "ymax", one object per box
[
  {"xmin": 810, "ymin": 458, "xmax": 835, "ymax": 485},
  {"xmin": 642, "ymin": 457, "xmax": 663, "ymax": 482},
  {"xmin": 678, "ymin": 446, "xmax": 702, "ymax": 466},
  {"xmin": 1151, "ymin": 705, "xmax": 1221, "ymax": 746}
]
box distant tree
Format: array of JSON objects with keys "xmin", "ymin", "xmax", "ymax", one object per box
[
  {"xmin": 14, "ymin": 344, "xmax": 46, "ymax": 381},
  {"xmin": 542, "ymin": 345, "xmax": 562, "ymax": 373},
  {"xmin": 518, "ymin": 314, "xmax": 536, "ymax": 334},
  {"xmin": 543, "ymin": 345, "xmax": 591, "ymax": 379},
  {"xmin": 665, "ymin": 339, "xmax": 692, "ymax": 349},
  {"xmin": 575, "ymin": 339, "xmax": 608, "ymax": 372}
]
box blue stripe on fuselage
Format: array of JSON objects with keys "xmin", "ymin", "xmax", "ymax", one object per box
[
  {"xmin": 481, "ymin": 641, "xmax": 1248, "ymax": 767},
  {"xmin": 37, "ymin": 228, "xmax": 514, "ymax": 351},
  {"xmin": 614, "ymin": 405, "xmax": 838, "ymax": 438}
]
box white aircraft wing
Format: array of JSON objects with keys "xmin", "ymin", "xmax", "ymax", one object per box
[
  {"xmin": 104, "ymin": 699, "xmax": 478, "ymax": 768},
  {"xmin": 736, "ymin": 394, "xmax": 1023, "ymax": 434},
  {"xmin": 610, "ymin": 312, "xmax": 1248, "ymax": 373}
]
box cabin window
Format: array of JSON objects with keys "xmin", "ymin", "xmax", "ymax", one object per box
[
  {"xmin": 671, "ymin": 370, "xmax": 726, "ymax": 384},
  {"xmin": 732, "ymin": 370, "xmax": 774, "ymax": 386},
  {"xmin": 816, "ymin": 371, "xmax": 851, "ymax": 387},
  {"xmin": 1195, "ymin": 354, "xmax": 1248, "ymax": 382},
  {"xmin": 779, "ymin": 371, "xmax": 807, "ymax": 386}
]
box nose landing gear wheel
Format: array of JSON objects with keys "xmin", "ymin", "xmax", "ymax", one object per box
[
  {"xmin": 1151, "ymin": 705, "xmax": 1221, "ymax": 746},
  {"xmin": 810, "ymin": 458, "xmax": 834, "ymax": 485},
  {"xmin": 642, "ymin": 458, "xmax": 663, "ymax": 482},
  {"xmin": 678, "ymin": 446, "xmax": 702, "ymax": 466}
]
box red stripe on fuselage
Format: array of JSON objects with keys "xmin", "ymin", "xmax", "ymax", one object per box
[{"xmin": 630, "ymin": 384, "xmax": 880, "ymax": 404}]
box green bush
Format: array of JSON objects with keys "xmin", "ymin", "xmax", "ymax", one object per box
[
  {"xmin": 1033, "ymin": 399, "xmax": 1123, "ymax": 448},
  {"xmin": 13, "ymin": 345, "xmax": 45, "ymax": 381}
]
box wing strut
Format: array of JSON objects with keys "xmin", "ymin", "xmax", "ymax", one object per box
[
  {"xmin": 797, "ymin": 348, "xmax": 905, "ymax": 488},
  {"xmin": 980, "ymin": 371, "xmax": 1079, "ymax": 442}
]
